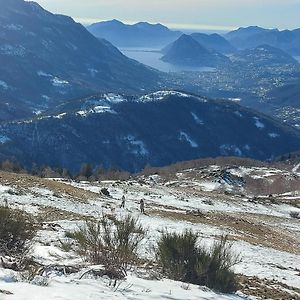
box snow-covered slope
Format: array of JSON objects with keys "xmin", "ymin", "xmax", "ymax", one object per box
[{"xmin": 0, "ymin": 162, "xmax": 300, "ymax": 299}]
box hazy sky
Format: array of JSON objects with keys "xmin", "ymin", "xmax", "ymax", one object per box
[{"xmin": 33, "ymin": 0, "xmax": 299, "ymax": 31}]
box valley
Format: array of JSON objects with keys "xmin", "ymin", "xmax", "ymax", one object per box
[{"xmin": 0, "ymin": 2, "xmax": 299, "ymax": 299}]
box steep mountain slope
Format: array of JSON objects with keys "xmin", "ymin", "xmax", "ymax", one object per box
[
  {"xmin": 87, "ymin": 20, "xmax": 182, "ymax": 48},
  {"xmin": 161, "ymin": 35, "xmax": 230, "ymax": 67},
  {"xmin": 230, "ymin": 45, "xmax": 298, "ymax": 66},
  {"xmin": 0, "ymin": 91, "xmax": 299, "ymax": 172},
  {"xmin": 190, "ymin": 33, "xmax": 236, "ymax": 54},
  {"xmin": 0, "ymin": 0, "xmax": 159, "ymax": 120},
  {"xmin": 226, "ymin": 26, "xmax": 300, "ymax": 56}
]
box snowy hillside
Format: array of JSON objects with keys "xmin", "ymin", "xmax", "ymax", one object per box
[
  {"xmin": 1, "ymin": 91, "xmax": 300, "ymax": 173},
  {"xmin": 0, "ymin": 162, "xmax": 300, "ymax": 299}
]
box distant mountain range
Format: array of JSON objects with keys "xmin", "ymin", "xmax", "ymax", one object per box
[
  {"xmin": 0, "ymin": 0, "xmax": 159, "ymax": 121},
  {"xmin": 225, "ymin": 26, "xmax": 300, "ymax": 56},
  {"xmin": 190, "ymin": 33, "xmax": 236, "ymax": 54},
  {"xmin": 161, "ymin": 35, "xmax": 231, "ymax": 67},
  {"xmin": 230, "ymin": 45, "xmax": 298, "ymax": 66},
  {"xmin": 87, "ymin": 20, "xmax": 182, "ymax": 48},
  {"xmin": 1, "ymin": 91, "xmax": 299, "ymax": 172}
]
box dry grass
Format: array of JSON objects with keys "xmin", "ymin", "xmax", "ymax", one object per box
[
  {"xmin": 0, "ymin": 171, "xmax": 100, "ymax": 203},
  {"xmin": 149, "ymin": 208, "xmax": 300, "ymax": 255},
  {"xmin": 237, "ymin": 275, "xmax": 300, "ymax": 300}
]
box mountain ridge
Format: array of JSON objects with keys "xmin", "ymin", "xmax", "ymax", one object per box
[
  {"xmin": 1, "ymin": 91, "xmax": 299, "ymax": 172},
  {"xmin": 87, "ymin": 19, "xmax": 182, "ymax": 47},
  {"xmin": 226, "ymin": 26, "xmax": 300, "ymax": 55}
]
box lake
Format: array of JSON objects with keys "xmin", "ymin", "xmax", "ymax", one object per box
[{"xmin": 121, "ymin": 48, "xmax": 215, "ymax": 73}]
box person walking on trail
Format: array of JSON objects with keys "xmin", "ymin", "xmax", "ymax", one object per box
[
  {"xmin": 140, "ymin": 199, "xmax": 145, "ymax": 214},
  {"xmin": 120, "ymin": 195, "xmax": 126, "ymax": 208}
]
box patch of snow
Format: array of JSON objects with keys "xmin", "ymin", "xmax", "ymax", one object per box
[
  {"xmin": 243, "ymin": 144, "xmax": 251, "ymax": 151},
  {"xmin": 292, "ymin": 163, "xmax": 300, "ymax": 173},
  {"xmin": 234, "ymin": 111, "xmax": 243, "ymax": 118},
  {"xmin": 220, "ymin": 144, "xmax": 242, "ymax": 156},
  {"xmin": 268, "ymin": 133, "xmax": 280, "ymax": 138},
  {"xmin": 179, "ymin": 131, "xmax": 198, "ymax": 148},
  {"xmin": 123, "ymin": 135, "xmax": 149, "ymax": 156},
  {"xmin": 0, "ymin": 80, "xmax": 9, "ymax": 90},
  {"xmin": 0, "ymin": 135, "xmax": 11, "ymax": 144},
  {"xmin": 88, "ymin": 68, "xmax": 98, "ymax": 77},
  {"xmin": 53, "ymin": 113, "xmax": 67, "ymax": 119},
  {"xmin": 76, "ymin": 106, "xmax": 116, "ymax": 117},
  {"xmin": 52, "ymin": 77, "xmax": 69, "ymax": 87},
  {"xmin": 42, "ymin": 95, "xmax": 51, "ymax": 101},
  {"xmin": 191, "ymin": 112, "xmax": 204, "ymax": 125},
  {"xmin": 228, "ymin": 98, "xmax": 241, "ymax": 102},
  {"xmin": 253, "ymin": 117, "xmax": 265, "ymax": 129},
  {"xmin": 139, "ymin": 91, "xmax": 206, "ymax": 103},
  {"xmin": 37, "ymin": 71, "xmax": 52, "ymax": 77}
]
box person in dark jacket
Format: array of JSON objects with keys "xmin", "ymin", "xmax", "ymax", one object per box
[
  {"xmin": 120, "ymin": 195, "xmax": 126, "ymax": 208},
  {"xmin": 140, "ymin": 199, "xmax": 145, "ymax": 214}
]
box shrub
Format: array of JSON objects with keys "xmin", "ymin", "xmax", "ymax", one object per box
[
  {"xmin": 101, "ymin": 188, "xmax": 110, "ymax": 197},
  {"xmin": 156, "ymin": 231, "xmax": 239, "ymax": 293},
  {"xmin": 156, "ymin": 230, "xmax": 199, "ymax": 282},
  {"xmin": 69, "ymin": 215, "xmax": 145, "ymax": 276},
  {"xmin": 0, "ymin": 206, "xmax": 36, "ymax": 257},
  {"xmin": 290, "ymin": 211, "xmax": 300, "ymax": 219}
]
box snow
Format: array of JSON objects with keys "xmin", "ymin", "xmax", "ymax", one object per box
[
  {"xmin": 0, "ymin": 135, "xmax": 11, "ymax": 144},
  {"xmin": 0, "ymin": 80, "xmax": 9, "ymax": 90},
  {"xmin": 179, "ymin": 131, "xmax": 198, "ymax": 148},
  {"xmin": 76, "ymin": 106, "xmax": 116, "ymax": 117},
  {"xmin": 228, "ymin": 98, "xmax": 241, "ymax": 102},
  {"xmin": 268, "ymin": 133, "xmax": 280, "ymax": 138},
  {"xmin": 234, "ymin": 111, "xmax": 243, "ymax": 118},
  {"xmin": 0, "ymin": 270, "xmax": 243, "ymax": 300},
  {"xmin": 233, "ymin": 241, "xmax": 300, "ymax": 289},
  {"xmin": 191, "ymin": 112, "xmax": 204, "ymax": 125},
  {"xmin": 123, "ymin": 135, "xmax": 149, "ymax": 156},
  {"xmin": 139, "ymin": 91, "xmax": 206, "ymax": 103},
  {"xmin": 1, "ymin": 164, "xmax": 300, "ymax": 299},
  {"xmin": 220, "ymin": 144, "xmax": 242, "ymax": 156},
  {"xmin": 37, "ymin": 71, "xmax": 52, "ymax": 77},
  {"xmin": 103, "ymin": 93, "xmax": 126, "ymax": 104},
  {"xmin": 253, "ymin": 117, "xmax": 265, "ymax": 129},
  {"xmin": 53, "ymin": 113, "xmax": 67, "ymax": 119},
  {"xmin": 52, "ymin": 77, "xmax": 69, "ymax": 87},
  {"xmin": 292, "ymin": 163, "xmax": 300, "ymax": 173}
]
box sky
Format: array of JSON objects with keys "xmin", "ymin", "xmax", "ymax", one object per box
[{"xmin": 33, "ymin": 0, "xmax": 300, "ymax": 31}]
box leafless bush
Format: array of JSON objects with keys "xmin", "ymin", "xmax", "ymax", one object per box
[
  {"xmin": 68, "ymin": 215, "xmax": 145, "ymax": 276},
  {"xmin": 0, "ymin": 206, "xmax": 36, "ymax": 258}
]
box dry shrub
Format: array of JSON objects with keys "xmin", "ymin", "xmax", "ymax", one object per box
[
  {"xmin": 68, "ymin": 215, "xmax": 145, "ymax": 276},
  {"xmin": 0, "ymin": 206, "xmax": 36, "ymax": 258},
  {"xmin": 156, "ymin": 231, "xmax": 239, "ymax": 293}
]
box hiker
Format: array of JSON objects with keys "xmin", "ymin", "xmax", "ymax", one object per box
[
  {"xmin": 140, "ymin": 199, "xmax": 145, "ymax": 214},
  {"xmin": 120, "ymin": 195, "xmax": 125, "ymax": 208},
  {"xmin": 3, "ymin": 198, "xmax": 8, "ymax": 208}
]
